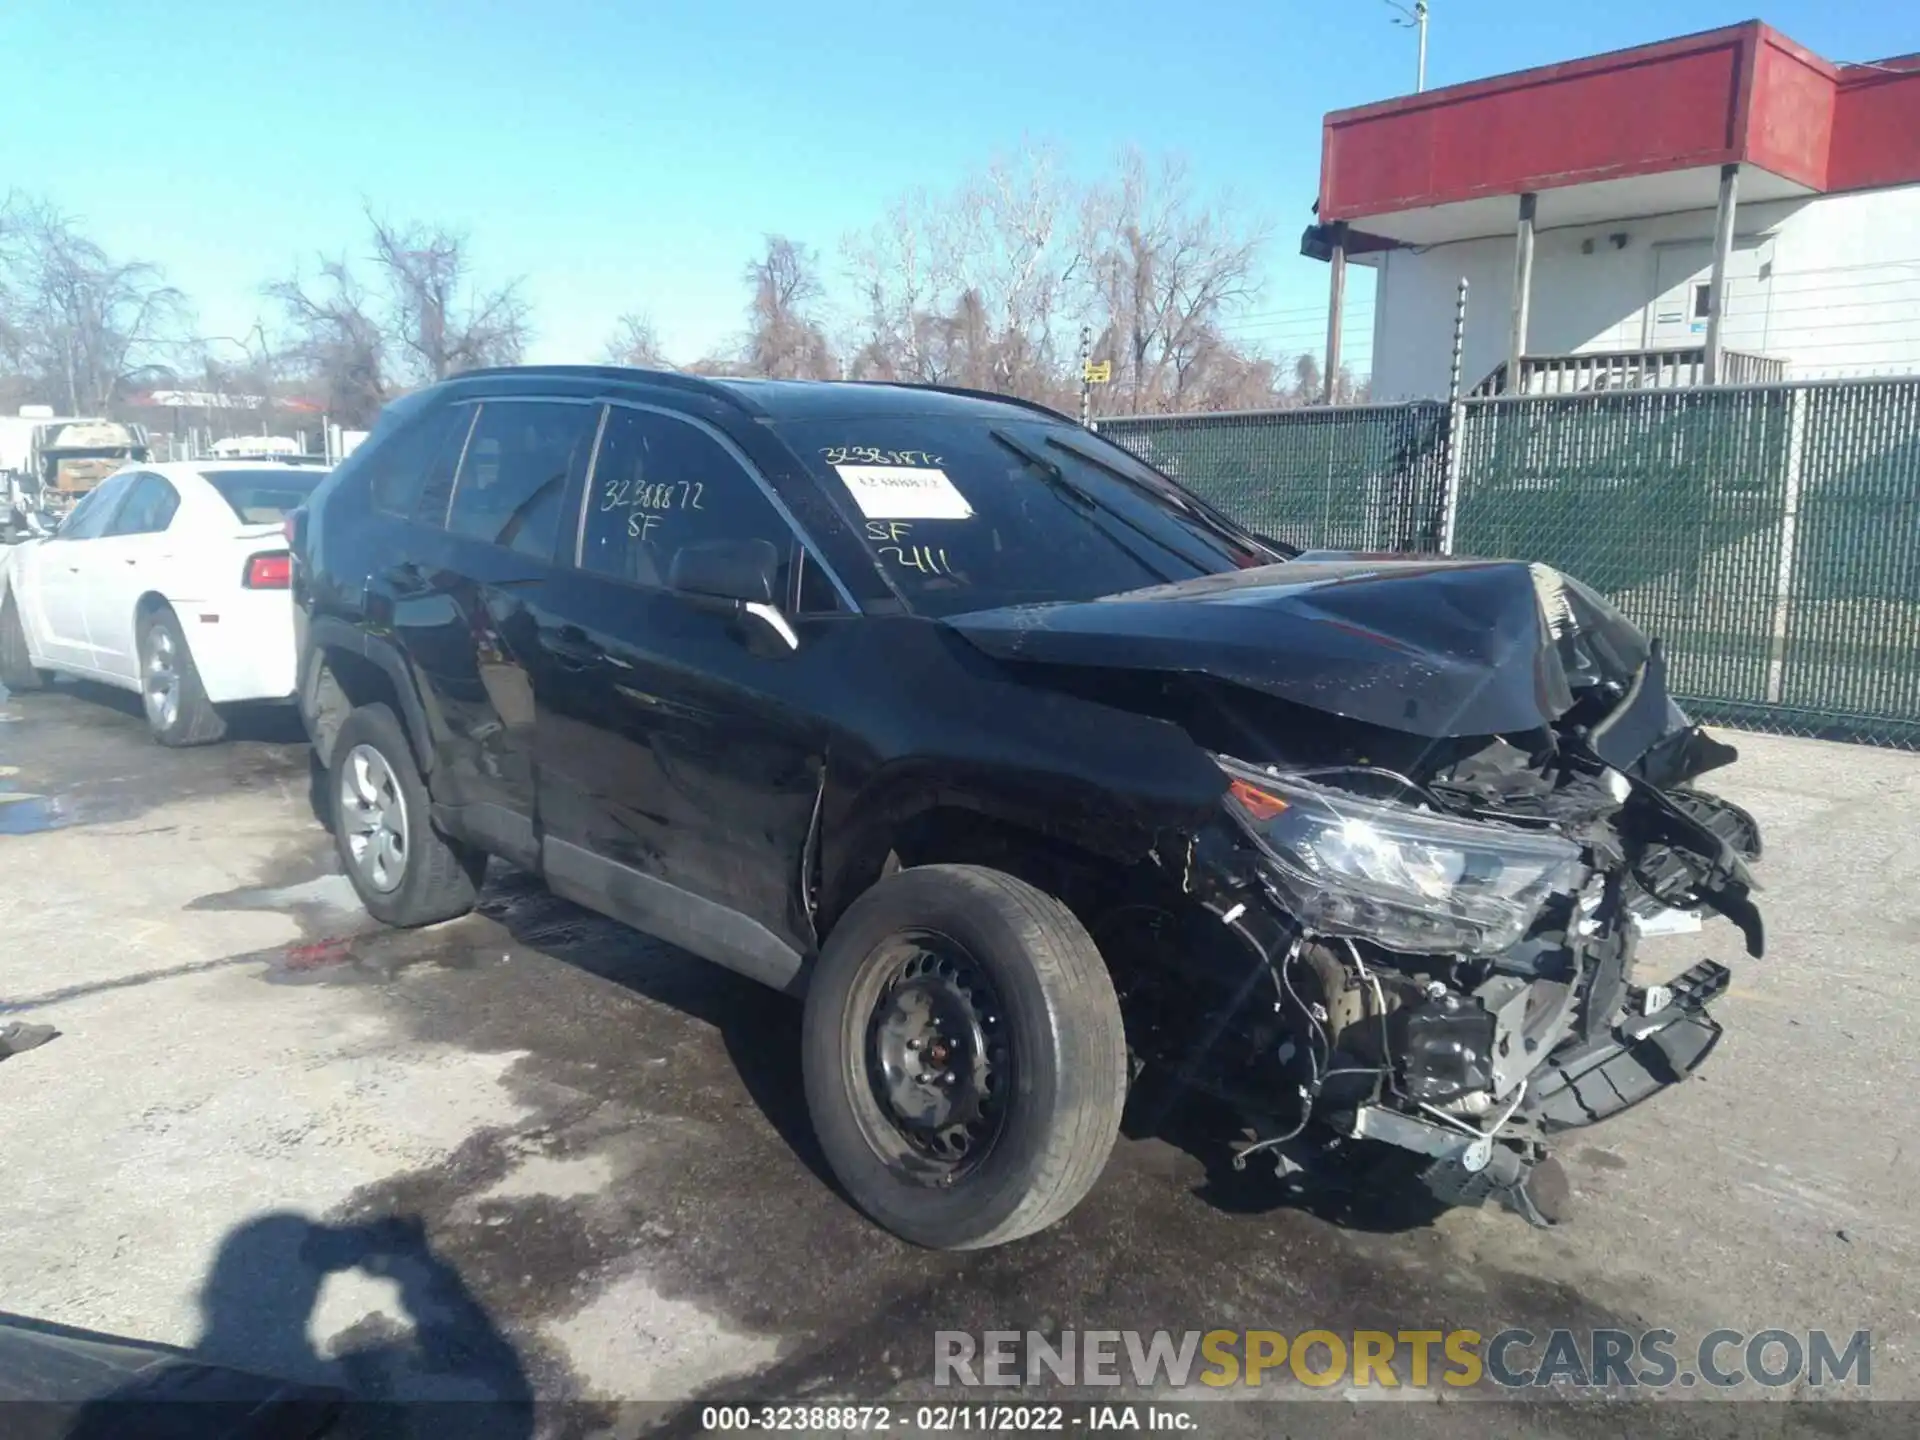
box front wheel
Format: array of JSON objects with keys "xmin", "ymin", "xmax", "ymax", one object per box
[{"xmin": 802, "ymin": 864, "xmax": 1127, "ymax": 1250}]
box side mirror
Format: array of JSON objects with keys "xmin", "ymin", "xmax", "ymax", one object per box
[
  {"xmin": 666, "ymin": 537, "xmax": 798, "ymax": 652},
  {"xmin": 667, "ymin": 538, "xmax": 779, "ymax": 605}
]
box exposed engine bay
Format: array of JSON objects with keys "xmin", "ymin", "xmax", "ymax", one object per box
[{"xmin": 960, "ymin": 555, "xmax": 1765, "ymax": 1226}]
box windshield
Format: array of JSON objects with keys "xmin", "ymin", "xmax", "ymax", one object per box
[
  {"xmin": 203, "ymin": 468, "xmax": 325, "ymax": 524},
  {"xmin": 774, "ymin": 416, "xmax": 1289, "ymax": 616}
]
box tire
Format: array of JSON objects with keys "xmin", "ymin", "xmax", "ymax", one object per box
[
  {"xmin": 802, "ymin": 864, "xmax": 1127, "ymax": 1250},
  {"xmin": 0, "ymin": 592, "xmax": 44, "ymax": 692},
  {"xmin": 138, "ymin": 607, "xmax": 226, "ymax": 746},
  {"xmin": 330, "ymin": 702, "xmax": 485, "ymax": 927}
]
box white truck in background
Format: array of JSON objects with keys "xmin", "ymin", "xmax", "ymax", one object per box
[{"xmin": 2, "ymin": 406, "xmax": 151, "ymax": 537}]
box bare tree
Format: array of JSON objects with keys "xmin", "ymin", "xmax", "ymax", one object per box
[
  {"xmin": 367, "ymin": 209, "xmax": 529, "ymax": 381},
  {"xmin": 0, "ymin": 195, "xmax": 187, "ymax": 414},
  {"xmin": 742, "ymin": 235, "xmax": 837, "ymax": 379},
  {"xmin": 266, "ymin": 209, "xmax": 530, "ymax": 426},
  {"xmin": 265, "ymin": 259, "xmax": 390, "ymax": 427},
  {"xmin": 841, "ymin": 147, "xmax": 1274, "ymax": 414},
  {"xmin": 844, "ymin": 189, "xmax": 961, "ymax": 386},
  {"xmin": 1074, "ymin": 151, "xmax": 1269, "ymax": 414},
  {"xmin": 842, "ymin": 147, "xmax": 1072, "ymax": 404},
  {"xmin": 1289, "ymin": 351, "xmax": 1323, "ymax": 407},
  {"xmin": 602, "ymin": 311, "xmax": 670, "ymax": 369}
]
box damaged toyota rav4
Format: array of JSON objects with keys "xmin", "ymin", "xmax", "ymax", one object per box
[{"xmin": 290, "ymin": 367, "xmax": 1762, "ymax": 1250}]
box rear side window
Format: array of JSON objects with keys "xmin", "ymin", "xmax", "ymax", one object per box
[
  {"xmin": 579, "ymin": 407, "xmax": 794, "ymax": 593},
  {"xmin": 365, "ymin": 404, "xmax": 475, "ymax": 523},
  {"xmin": 54, "ymin": 472, "xmax": 136, "ymax": 540},
  {"xmin": 104, "ymin": 474, "xmax": 180, "ymax": 535},
  {"xmin": 448, "ymin": 401, "xmax": 598, "ymax": 562},
  {"xmin": 201, "ymin": 469, "xmax": 320, "ymax": 524}
]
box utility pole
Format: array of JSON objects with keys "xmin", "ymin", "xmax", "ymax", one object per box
[
  {"xmin": 1079, "ymin": 325, "xmax": 1093, "ymax": 427},
  {"xmin": 1324, "ymin": 235, "xmax": 1347, "ymax": 406},
  {"xmin": 1386, "ymin": 0, "xmax": 1429, "ymax": 93}
]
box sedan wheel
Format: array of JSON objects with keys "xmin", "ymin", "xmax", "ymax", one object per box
[
  {"xmin": 338, "ymin": 742, "xmax": 410, "ymax": 893},
  {"xmin": 143, "ymin": 626, "xmax": 182, "ymax": 732},
  {"xmin": 137, "ymin": 609, "xmax": 225, "ymax": 746}
]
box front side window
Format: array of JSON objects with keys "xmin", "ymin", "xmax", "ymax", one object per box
[
  {"xmin": 448, "ymin": 401, "xmax": 598, "ymax": 561},
  {"xmin": 104, "ymin": 474, "xmax": 181, "ymax": 535},
  {"xmin": 579, "ymin": 407, "xmax": 796, "ymax": 594},
  {"xmin": 769, "ymin": 417, "xmax": 1286, "ymax": 617}
]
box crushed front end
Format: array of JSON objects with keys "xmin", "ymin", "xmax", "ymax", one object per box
[{"xmin": 1119, "ymin": 565, "xmax": 1764, "ymax": 1226}]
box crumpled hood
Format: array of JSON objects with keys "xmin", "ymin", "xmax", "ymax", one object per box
[{"xmin": 944, "ymin": 553, "xmax": 1651, "ymax": 740}]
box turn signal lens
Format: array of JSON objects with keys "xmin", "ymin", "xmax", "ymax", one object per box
[{"xmin": 1228, "ymin": 777, "xmax": 1290, "ymax": 822}]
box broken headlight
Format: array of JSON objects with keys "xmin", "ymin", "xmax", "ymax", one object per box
[{"xmin": 1217, "ymin": 760, "xmax": 1583, "ymax": 955}]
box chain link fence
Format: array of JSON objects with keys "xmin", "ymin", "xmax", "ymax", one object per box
[
  {"xmin": 1100, "ymin": 402, "xmax": 1451, "ymax": 553},
  {"xmin": 1099, "ymin": 377, "xmax": 1920, "ymax": 747}
]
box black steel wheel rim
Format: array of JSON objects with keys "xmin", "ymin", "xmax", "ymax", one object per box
[{"xmin": 856, "ymin": 932, "xmax": 1012, "ymax": 1184}]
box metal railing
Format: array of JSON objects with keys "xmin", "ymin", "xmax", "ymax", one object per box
[
  {"xmin": 1470, "ymin": 346, "xmax": 1789, "ymax": 396},
  {"xmin": 1098, "ymin": 376, "xmax": 1920, "ymax": 746}
]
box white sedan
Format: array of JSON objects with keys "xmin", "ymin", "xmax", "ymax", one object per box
[{"xmin": 0, "ymin": 459, "xmax": 329, "ymax": 744}]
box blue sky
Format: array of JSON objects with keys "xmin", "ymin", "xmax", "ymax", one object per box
[{"xmin": 2, "ymin": 1, "xmax": 1910, "ymax": 377}]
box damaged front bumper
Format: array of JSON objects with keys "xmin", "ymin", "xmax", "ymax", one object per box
[
  {"xmin": 1526, "ymin": 957, "xmax": 1728, "ymax": 1132},
  {"xmin": 1340, "ymin": 958, "xmax": 1730, "ymax": 1226}
]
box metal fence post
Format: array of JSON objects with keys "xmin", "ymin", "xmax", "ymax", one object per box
[
  {"xmin": 1764, "ymin": 385, "xmax": 1808, "ymax": 705},
  {"xmin": 1439, "ymin": 278, "xmax": 1469, "ymax": 554}
]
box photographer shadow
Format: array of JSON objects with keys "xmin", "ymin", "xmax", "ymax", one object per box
[{"xmin": 68, "ymin": 1211, "xmax": 532, "ymax": 1440}]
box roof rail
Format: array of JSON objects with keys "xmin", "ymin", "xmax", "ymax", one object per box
[
  {"xmin": 444, "ymin": 364, "xmax": 754, "ymax": 411},
  {"xmin": 828, "ymin": 378, "xmax": 1073, "ymax": 422}
]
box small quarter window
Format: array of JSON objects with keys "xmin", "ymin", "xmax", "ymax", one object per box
[{"xmin": 366, "ymin": 403, "xmax": 476, "ymax": 524}]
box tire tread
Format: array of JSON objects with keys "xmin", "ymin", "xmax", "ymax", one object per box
[
  {"xmin": 943, "ymin": 865, "xmax": 1127, "ymax": 1248},
  {"xmin": 0, "ymin": 593, "xmax": 43, "ymax": 692}
]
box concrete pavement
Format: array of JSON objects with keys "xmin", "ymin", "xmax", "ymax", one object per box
[{"xmin": 2, "ymin": 678, "xmax": 1915, "ymax": 1435}]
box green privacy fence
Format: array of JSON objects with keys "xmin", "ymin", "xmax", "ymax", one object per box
[
  {"xmin": 1099, "ymin": 402, "xmax": 1451, "ymax": 553},
  {"xmin": 1099, "ymin": 377, "xmax": 1920, "ymax": 746}
]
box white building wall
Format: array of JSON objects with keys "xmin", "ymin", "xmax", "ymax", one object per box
[{"xmin": 1364, "ymin": 182, "xmax": 1920, "ymax": 399}]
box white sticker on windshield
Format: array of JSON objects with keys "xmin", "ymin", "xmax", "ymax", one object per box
[{"xmin": 834, "ymin": 464, "xmax": 974, "ymax": 520}]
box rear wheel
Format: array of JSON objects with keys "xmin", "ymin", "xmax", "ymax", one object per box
[
  {"xmin": 0, "ymin": 592, "xmax": 45, "ymax": 692},
  {"xmin": 330, "ymin": 702, "xmax": 485, "ymax": 927},
  {"xmin": 802, "ymin": 864, "xmax": 1127, "ymax": 1250},
  {"xmin": 139, "ymin": 608, "xmax": 226, "ymax": 746}
]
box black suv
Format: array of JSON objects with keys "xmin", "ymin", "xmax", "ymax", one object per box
[{"xmin": 291, "ymin": 366, "xmax": 1763, "ymax": 1248}]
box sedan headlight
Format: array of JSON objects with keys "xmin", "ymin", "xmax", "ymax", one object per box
[{"xmin": 1218, "ymin": 760, "xmax": 1583, "ymax": 955}]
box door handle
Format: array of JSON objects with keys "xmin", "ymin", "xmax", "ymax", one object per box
[
  {"xmin": 545, "ymin": 625, "xmax": 600, "ymax": 667},
  {"xmin": 384, "ymin": 561, "xmax": 428, "ymax": 594},
  {"xmin": 122, "ymin": 556, "xmax": 138, "ymax": 565}
]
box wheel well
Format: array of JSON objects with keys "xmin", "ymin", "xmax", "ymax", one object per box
[
  {"xmin": 306, "ymin": 646, "xmax": 405, "ymax": 769},
  {"xmin": 869, "ymin": 806, "xmax": 1132, "ymax": 935},
  {"xmin": 134, "ymin": 591, "xmax": 171, "ymax": 625}
]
